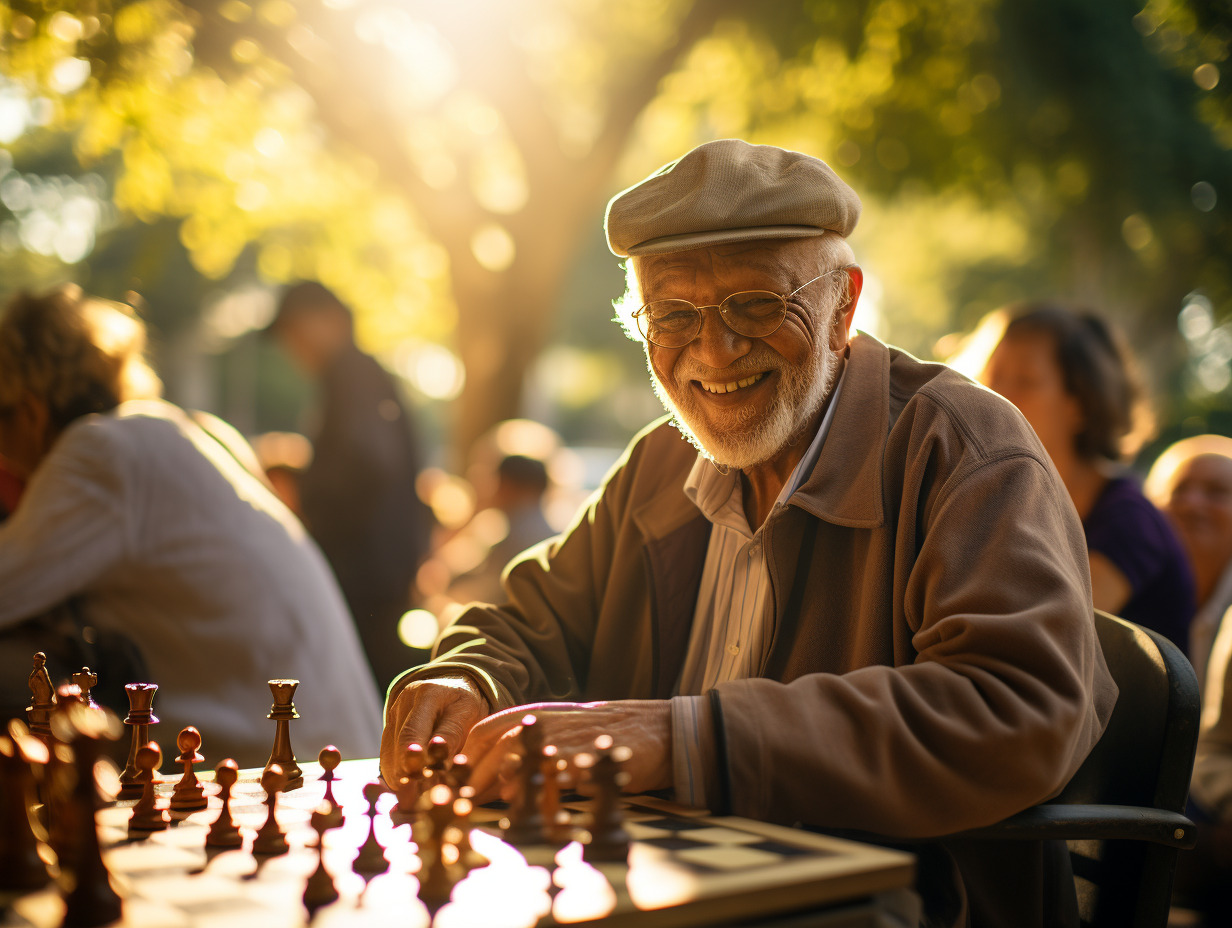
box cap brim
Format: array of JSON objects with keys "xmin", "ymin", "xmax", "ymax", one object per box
[{"xmin": 624, "ymin": 225, "xmax": 826, "ymax": 257}]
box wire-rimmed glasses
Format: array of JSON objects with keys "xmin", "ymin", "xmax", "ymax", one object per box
[{"xmin": 632, "ymin": 269, "xmax": 846, "ymax": 349}]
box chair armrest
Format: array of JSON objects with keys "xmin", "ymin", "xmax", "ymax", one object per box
[{"xmin": 955, "ymin": 804, "xmax": 1196, "ymax": 849}]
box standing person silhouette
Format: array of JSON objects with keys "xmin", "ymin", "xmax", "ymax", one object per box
[{"xmin": 267, "ymin": 282, "xmax": 433, "ymax": 689}]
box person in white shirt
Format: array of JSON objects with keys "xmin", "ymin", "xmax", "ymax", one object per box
[{"xmin": 0, "ymin": 284, "xmax": 381, "ymax": 765}]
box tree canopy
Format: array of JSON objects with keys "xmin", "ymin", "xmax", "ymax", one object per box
[{"xmin": 1, "ymin": 0, "xmax": 1228, "ymax": 460}]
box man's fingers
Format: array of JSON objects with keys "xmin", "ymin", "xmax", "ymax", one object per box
[{"xmin": 467, "ymin": 724, "xmax": 521, "ymax": 800}]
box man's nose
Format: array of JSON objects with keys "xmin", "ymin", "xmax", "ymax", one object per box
[{"xmin": 688, "ymin": 307, "xmax": 751, "ymax": 370}]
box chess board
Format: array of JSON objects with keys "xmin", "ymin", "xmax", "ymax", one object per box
[{"xmin": 5, "ymin": 759, "xmax": 913, "ymax": 928}]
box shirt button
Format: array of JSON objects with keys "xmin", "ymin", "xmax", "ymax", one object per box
[{"xmin": 727, "ymin": 644, "xmax": 741, "ymax": 656}]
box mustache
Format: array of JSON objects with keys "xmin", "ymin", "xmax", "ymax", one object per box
[{"xmin": 674, "ymin": 355, "xmax": 780, "ymax": 387}]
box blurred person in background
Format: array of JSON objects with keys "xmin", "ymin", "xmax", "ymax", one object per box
[
  {"xmin": 1146, "ymin": 435, "xmax": 1232, "ymax": 688},
  {"xmin": 0, "ymin": 284, "xmax": 381, "ymax": 764},
  {"xmin": 267, "ymin": 281, "xmax": 433, "ymax": 689},
  {"xmin": 1145, "ymin": 435, "xmax": 1232, "ymax": 922},
  {"xmin": 417, "ymin": 420, "xmax": 563, "ymax": 622},
  {"xmin": 982, "ymin": 303, "xmax": 1195, "ymax": 650},
  {"xmin": 253, "ymin": 430, "xmax": 314, "ymax": 517}
]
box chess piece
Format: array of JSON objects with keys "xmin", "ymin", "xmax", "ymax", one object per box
[
  {"xmin": 302, "ymin": 802, "xmax": 340, "ymax": 915},
  {"xmin": 419, "ymin": 784, "xmax": 462, "ymax": 911},
  {"xmin": 71, "ymin": 667, "xmax": 101, "ymax": 710},
  {"xmin": 393, "ymin": 742, "xmax": 426, "ymax": 817},
  {"xmin": 170, "ymin": 726, "xmax": 208, "ymax": 811},
  {"xmin": 252, "ymin": 764, "xmax": 289, "ymax": 856},
  {"xmin": 581, "ymin": 737, "xmax": 631, "ymax": 864},
  {"xmin": 128, "ymin": 742, "xmax": 170, "ymax": 833},
  {"xmin": 318, "ymin": 745, "xmax": 344, "ymax": 826},
  {"xmin": 26, "ymin": 651, "xmax": 56, "ymax": 746},
  {"xmin": 58, "ymin": 703, "xmax": 124, "ymax": 928},
  {"xmin": 205, "ymin": 759, "xmax": 243, "ymax": 848},
  {"xmin": 46, "ymin": 685, "xmax": 87, "ymax": 857},
  {"xmin": 0, "ymin": 725, "xmax": 51, "ymax": 892},
  {"xmin": 540, "ymin": 745, "xmax": 574, "ymax": 845},
  {"xmin": 352, "ymin": 781, "xmax": 389, "ymax": 880},
  {"xmin": 263, "ymin": 679, "xmax": 303, "ymax": 790},
  {"xmin": 118, "ymin": 683, "xmax": 158, "ymax": 800},
  {"xmin": 425, "ymin": 735, "xmax": 451, "ymax": 777},
  {"xmin": 504, "ymin": 714, "xmax": 549, "ymax": 845}
]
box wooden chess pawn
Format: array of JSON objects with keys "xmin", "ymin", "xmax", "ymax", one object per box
[
  {"xmin": 71, "ymin": 667, "xmax": 101, "ymax": 710},
  {"xmin": 303, "ymin": 802, "xmax": 340, "ymax": 916},
  {"xmin": 118, "ymin": 683, "xmax": 158, "ymax": 800},
  {"xmin": 418, "ymin": 784, "xmax": 462, "ymax": 911},
  {"xmin": 0, "ymin": 725, "xmax": 52, "ymax": 893},
  {"xmin": 252, "ymin": 764, "xmax": 289, "ymax": 856},
  {"xmin": 352, "ymin": 781, "xmax": 390, "ymax": 881},
  {"xmin": 504, "ymin": 714, "xmax": 549, "ymax": 845},
  {"xmin": 170, "ymin": 726, "xmax": 208, "ymax": 811},
  {"xmin": 318, "ymin": 745, "xmax": 344, "ymax": 827},
  {"xmin": 393, "ymin": 742, "xmax": 426, "ymax": 818},
  {"xmin": 263, "ymin": 679, "xmax": 303, "ymax": 790},
  {"xmin": 581, "ymin": 737, "xmax": 631, "ymax": 864},
  {"xmin": 128, "ymin": 742, "xmax": 170, "ymax": 834},
  {"xmin": 205, "ymin": 759, "xmax": 243, "ymax": 848}
]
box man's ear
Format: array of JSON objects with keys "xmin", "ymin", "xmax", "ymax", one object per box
[{"xmin": 831, "ymin": 267, "xmax": 864, "ymax": 350}]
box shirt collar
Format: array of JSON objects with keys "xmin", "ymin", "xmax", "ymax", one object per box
[{"xmin": 685, "ymin": 360, "xmax": 848, "ymax": 534}]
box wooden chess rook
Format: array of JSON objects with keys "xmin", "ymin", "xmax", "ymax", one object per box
[
  {"xmin": 263, "ymin": 678, "xmax": 303, "ymax": 790},
  {"xmin": 118, "ymin": 683, "xmax": 158, "ymax": 800}
]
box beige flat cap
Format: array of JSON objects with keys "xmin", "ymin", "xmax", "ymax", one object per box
[{"xmin": 605, "ymin": 139, "xmax": 861, "ymax": 257}]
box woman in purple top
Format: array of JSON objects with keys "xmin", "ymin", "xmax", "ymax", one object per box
[{"xmin": 983, "ymin": 303, "xmax": 1196, "ymax": 652}]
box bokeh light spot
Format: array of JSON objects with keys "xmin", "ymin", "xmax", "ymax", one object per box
[
  {"xmin": 470, "ymin": 222, "xmax": 515, "ymax": 272},
  {"xmin": 397, "ymin": 609, "xmax": 440, "ymax": 650}
]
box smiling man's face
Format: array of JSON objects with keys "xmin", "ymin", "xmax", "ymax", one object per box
[{"xmin": 636, "ymin": 239, "xmax": 856, "ymax": 470}]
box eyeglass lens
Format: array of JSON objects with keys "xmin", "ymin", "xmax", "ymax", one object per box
[{"xmin": 639, "ymin": 291, "xmax": 786, "ymax": 348}]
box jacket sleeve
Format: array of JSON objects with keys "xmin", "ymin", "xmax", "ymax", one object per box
[
  {"xmin": 0, "ymin": 424, "xmax": 127, "ymax": 629},
  {"xmin": 387, "ymin": 429, "xmax": 645, "ymax": 711},
  {"xmin": 712, "ymin": 450, "xmax": 1117, "ymax": 838}
]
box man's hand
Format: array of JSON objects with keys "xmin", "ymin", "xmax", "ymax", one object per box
[
  {"xmin": 380, "ymin": 675, "xmax": 488, "ymax": 786},
  {"xmin": 462, "ymin": 699, "xmax": 672, "ymax": 802}
]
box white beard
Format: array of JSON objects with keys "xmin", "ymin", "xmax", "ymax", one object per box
[{"xmin": 648, "ymin": 335, "xmax": 842, "ymax": 470}]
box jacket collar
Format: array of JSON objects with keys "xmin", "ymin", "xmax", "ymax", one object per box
[{"xmin": 788, "ymin": 332, "xmax": 888, "ymax": 529}]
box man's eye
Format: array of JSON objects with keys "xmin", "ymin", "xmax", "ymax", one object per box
[{"xmin": 724, "ymin": 293, "xmax": 782, "ymax": 320}]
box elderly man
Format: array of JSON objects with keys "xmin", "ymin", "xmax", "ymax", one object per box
[{"xmin": 382, "ymin": 140, "xmax": 1117, "ymax": 926}]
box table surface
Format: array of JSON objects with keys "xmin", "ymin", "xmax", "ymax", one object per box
[{"xmin": 6, "ymin": 757, "xmax": 915, "ymax": 928}]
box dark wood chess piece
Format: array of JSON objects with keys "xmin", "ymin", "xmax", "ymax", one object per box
[
  {"xmin": 71, "ymin": 667, "xmax": 101, "ymax": 710},
  {"xmin": 0, "ymin": 724, "xmax": 51, "ymax": 892},
  {"xmin": 263, "ymin": 679, "xmax": 303, "ymax": 790},
  {"xmin": 205, "ymin": 759, "xmax": 243, "ymax": 848},
  {"xmin": 170, "ymin": 726, "xmax": 207, "ymax": 811},
  {"xmin": 58, "ymin": 702, "xmax": 124, "ymax": 928},
  {"xmin": 118, "ymin": 683, "xmax": 158, "ymax": 800},
  {"xmin": 504, "ymin": 714, "xmax": 549, "ymax": 845},
  {"xmin": 302, "ymin": 802, "xmax": 340, "ymax": 916},
  {"xmin": 252, "ymin": 764, "xmax": 289, "ymax": 856},
  {"xmin": 418, "ymin": 786, "xmax": 462, "ymax": 912},
  {"xmin": 318, "ymin": 745, "xmax": 344, "ymax": 827},
  {"xmin": 581, "ymin": 737, "xmax": 631, "ymax": 864},
  {"xmin": 393, "ymin": 742, "xmax": 425, "ymax": 819},
  {"xmin": 352, "ymin": 781, "xmax": 389, "ymax": 881},
  {"xmin": 26, "ymin": 651, "xmax": 56, "ymax": 747},
  {"xmin": 128, "ymin": 742, "xmax": 170, "ymax": 834}
]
